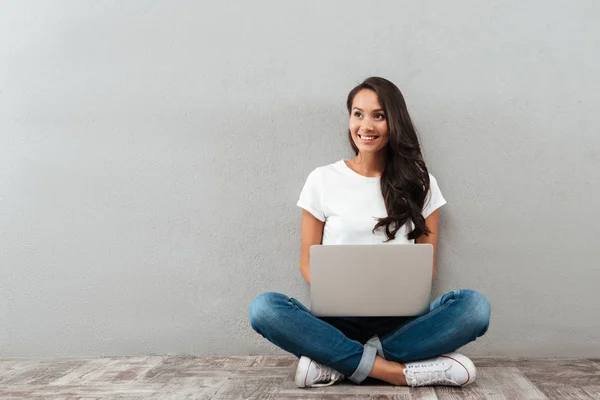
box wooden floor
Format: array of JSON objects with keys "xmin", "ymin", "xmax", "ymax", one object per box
[{"xmin": 1, "ymin": 355, "xmax": 599, "ymax": 399}]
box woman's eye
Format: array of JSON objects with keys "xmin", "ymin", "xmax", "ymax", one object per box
[
  {"xmin": 375, "ymin": 114, "xmax": 385, "ymax": 120},
  {"xmin": 353, "ymin": 111, "xmax": 362, "ymax": 118}
]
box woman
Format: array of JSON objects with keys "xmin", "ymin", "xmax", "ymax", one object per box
[{"xmin": 249, "ymin": 77, "xmax": 491, "ymax": 388}]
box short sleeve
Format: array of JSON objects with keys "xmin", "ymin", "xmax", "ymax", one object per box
[
  {"xmin": 296, "ymin": 168, "xmax": 326, "ymax": 222},
  {"xmin": 422, "ymin": 174, "xmax": 447, "ymax": 219}
]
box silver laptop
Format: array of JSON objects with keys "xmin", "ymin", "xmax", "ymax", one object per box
[{"xmin": 309, "ymin": 244, "xmax": 434, "ymax": 317}]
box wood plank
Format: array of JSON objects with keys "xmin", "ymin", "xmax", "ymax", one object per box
[
  {"xmin": 2, "ymin": 356, "xmax": 600, "ymax": 399},
  {"xmin": 276, "ymin": 396, "xmax": 436, "ymax": 400},
  {"xmin": 0, "ymin": 386, "xmax": 38, "ymax": 399},
  {"xmin": 535, "ymin": 383, "xmax": 593, "ymax": 399},
  {"xmin": 0, "ymin": 359, "xmax": 86, "ymax": 385},
  {"xmin": 142, "ymin": 356, "xmax": 289, "ymax": 382},
  {"xmin": 590, "ymin": 360, "xmax": 600, "ymax": 372},
  {"xmin": 0, "ymin": 359, "xmax": 45, "ymax": 384},
  {"xmin": 143, "ymin": 366, "xmax": 290, "ymax": 382},
  {"xmin": 515, "ymin": 359, "xmax": 600, "ymax": 386},
  {"xmin": 51, "ymin": 356, "xmax": 165, "ymax": 385},
  {"xmin": 211, "ymin": 377, "xmax": 282, "ymax": 400},
  {"xmin": 145, "ymin": 376, "xmax": 227, "ymax": 399},
  {"xmin": 0, "ymin": 383, "xmax": 162, "ymax": 398},
  {"xmin": 158, "ymin": 355, "xmax": 260, "ymax": 369},
  {"xmin": 250, "ymin": 355, "xmax": 298, "ymax": 368},
  {"xmin": 274, "ymin": 394, "xmax": 437, "ymax": 400},
  {"xmin": 581, "ymin": 385, "xmax": 600, "ymax": 399},
  {"xmin": 436, "ymin": 367, "xmax": 547, "ymax": 400}
]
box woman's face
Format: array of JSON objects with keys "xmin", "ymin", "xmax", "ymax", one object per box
[{"xmin": 349, "ymin": 89, "xmax": 390, "ymax": 155}]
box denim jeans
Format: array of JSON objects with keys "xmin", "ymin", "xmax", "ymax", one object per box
[{"xmin": 249, "ymin": 289, "xmax": 490, "ymax": 384}]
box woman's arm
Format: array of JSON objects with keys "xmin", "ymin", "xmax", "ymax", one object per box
[
  {"xmin": 299, "ymin": 209, "xmax": 325, "ymax": 284},
  {"xmin": 415, "ymin": 209, "xmax": 440, "ymax": 279}
]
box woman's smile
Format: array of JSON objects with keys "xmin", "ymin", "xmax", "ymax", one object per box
[{"xmin": 357, "ymin": 134, "xmax": 379, "ymax": 143}]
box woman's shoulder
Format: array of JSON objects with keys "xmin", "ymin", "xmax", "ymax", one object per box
[{"xmin": 308, "ymin": 160, "xmax": 346, "ymax": 175}]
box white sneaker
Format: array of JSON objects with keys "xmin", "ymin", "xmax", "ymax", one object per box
[
  {"xmin": 403, "ymin": 353, "xmax": 476, "ymax": 387},
  {"xmin": 294, "ymin": 356, "xmax": 345, "ymax": 388}
]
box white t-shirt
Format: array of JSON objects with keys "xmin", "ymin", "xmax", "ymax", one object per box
[{"xmin": 297, "ymin": 160, "xmax": 447, "ymax": 245}]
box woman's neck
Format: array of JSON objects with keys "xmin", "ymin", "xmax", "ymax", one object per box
[{"xmin": 347, "ymin": 153, "xmax": 386, "ymax": 177}]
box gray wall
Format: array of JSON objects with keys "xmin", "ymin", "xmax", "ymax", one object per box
[{"xmin": 1, "ymin": 1, "xmax": 599, "ymax": 358}]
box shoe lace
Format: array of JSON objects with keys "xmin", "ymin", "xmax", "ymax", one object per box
[
  {"xmin": 407, "ymin": 362, "xmax": 458, "ymax": 387},
  {"xmin": 311, "ymin": 364, "xmax": 343, "ymax": 387}
]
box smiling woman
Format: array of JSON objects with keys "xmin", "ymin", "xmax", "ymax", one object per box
[
  {"xmin": 345, "ymin": 77, "xmax": 433, "ymax": 243},
  {"xmin": 249, "ymin": 76, "xmax": 490, "ymax": 390}
]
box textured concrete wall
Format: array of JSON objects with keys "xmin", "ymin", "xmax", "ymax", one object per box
[{"xmin": 1, "ymin": 1, "xmax": 599, "ymax": 357}]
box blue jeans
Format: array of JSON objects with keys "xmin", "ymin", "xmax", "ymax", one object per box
[{"xmin": 249, "ymin": 289, "xmax": 490, "ymax": 384}]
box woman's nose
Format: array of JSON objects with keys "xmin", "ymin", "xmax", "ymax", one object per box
[{"xmin": 361, "ymin": 118, "xmax": 374, "ymax": 131}]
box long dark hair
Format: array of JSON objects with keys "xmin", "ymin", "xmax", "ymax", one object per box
[{"xmin": 346, "ymin": 77, "xmax": 431, "ymax": 242}]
